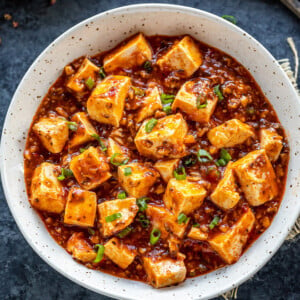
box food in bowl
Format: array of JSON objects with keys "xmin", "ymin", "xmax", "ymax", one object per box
[{"xmin": 24, "ymin": 33, "xmax": 289, "ymax": 288}]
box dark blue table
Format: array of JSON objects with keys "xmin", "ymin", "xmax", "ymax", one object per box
[{"xmin": 0, "ymin": 1, "xmax": 299, "ymax": 299}]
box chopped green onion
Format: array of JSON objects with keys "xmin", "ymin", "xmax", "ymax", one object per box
[
  {"xmin": 79, "ymin": 147, "xmax": 87, "ymax": 153},
  {"xmin": 150, "ymin": 228, "xmax": 161, "ymax": 245},
  {"xmin": 57, "ymin": 168, "xmax": 73, "ymax": 181},
  {"xmin": 192, "ymin": 223, "xmax": 200, "ymax": 228},
  {"xmin": 124, "ymin": 167, "xmax": 132, "ymax": 176},
  {"xmin": 138, "ymin": 214, "xmax": 150, "ymax": 228},
  {"xmin": 160, "ymin": 93, "xmax": 175, "ymax": 104},
  {"xmin": 93, "ymin": 244, "xmax": 105, "ymax": 263},
  {"xmin": 85, "ymin": 77, "xmax": 95, "ymax": 90},
  {"xmin": 216, "ymin": 158, "xmax": 226, "ymax": 166},
  {"xmin": 163, "ymin": 103, "xmax": 172, "ymax": 114},
  {"xmin": 177, "ymin": 213, "xmax": 190, "ymax": 224},
  {"xmin": 145, "ymin": 118, "xmax": 158, "ymax": 133},
  {"xmin": 183, "ymin": 154, "xmax": 197, "ymax": 167},
  {"xmin": 118, "ymin": 226, "xmax": 133, "ymax": 238},
  {"xmin": 88, "ymin": 228, "xmax": 95, "ymax": 235},
  {"xmin": 216, "ymin": 149, "xmax": 231, "ymax": 166},
  {"xmin": 110, "ymin": 153, "xmax": 129, "ymax": 166},
  {"xmin": 105, "ymin": 212, "xmax": 122, "ymax": 223},
  {"xmin": 209, "ymin": 216, "xmax": 220, "ymax": 229},
  {"xmin": 132, "ymin": 86, "xmax": 145, "ymax": 97},
  {"xmin": 90, "ymin": 133, "xmax": 107, "ymax": 152},
  {"xmin": 143, "ymin": 60, "xmax": 152, "ymax": 72},
  {"xmin": 196, "ymin": 94, "xmax": 208, "ymax": 109},
  {"xmin": 66, "ymin": 121, "xmax": 78, "ymax": 131},
  {"xmin": 222, "ymin": 15, "xmax": 237, "ymax": 25},
  {"xmin": 197, "ymin": 149, "xmax": 213, "ymax": 163},
  {"xmin": 99, "ymin": 67, "xmax": 106, "ymax": 79},
  {"xmin": 174, "ymin": 166, "xmax": 186, "ymax": 180},
  {"xmin": 137, "ymin": 197, "xmax": 149, "ymax": 212},
  {"xmin": 117, "ymin": 191, "xmax": 127, "ymax": 199},
  {"xmin": 214, "ymin": 84, "xmax": 224, "ymax": 101}
]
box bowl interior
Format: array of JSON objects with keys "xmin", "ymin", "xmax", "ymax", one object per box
[{"xmin": 1, "ymin": 4, "xmax": 300, "ymax": 300}]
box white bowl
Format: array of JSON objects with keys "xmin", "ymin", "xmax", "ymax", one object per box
[{"xmin": 1, "ymin": 4, "xmax": 300, "ymax": 300}]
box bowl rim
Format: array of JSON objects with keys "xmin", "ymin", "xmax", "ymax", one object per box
[{"xmin": 1, "ymin": 3, "xmax": 300, "ymax": 300}]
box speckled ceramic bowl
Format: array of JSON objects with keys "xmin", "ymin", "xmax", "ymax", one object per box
[{"xmin": 1, "ymin": 4, "xmax": 300, "ymax": 300}]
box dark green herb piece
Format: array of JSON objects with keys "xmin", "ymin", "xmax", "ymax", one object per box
[
  {"xmin": 160, "ymin": 93, "xmax": 175, "ymax": 104},
  {"xmin": 57, "ymin": 168, "xmax": 74, "ymax": 181},
  {"xmin": 145, "ymin": 118, "xmax": 158, "ymax": 133},
  {"xmin": 117, "ymin": 191, "xmax": 127, "ymax": 199},
  {"xmin": 222, "ymin": 15, "xmax": 237, "ymax": 25},
  {"xmin": 150, "ymin": 228, "xmax": 161, "ymax": 245},
  {"xmin": 90, "ymin": 133, "xmax": 107, "ymax": 152},
  {"xmin": 174, "ymin": 166, "xmax": 186, "ymax": 180},
  {"xmin": 163, "ymin": 103, "xmax": 172, "ymax": 114},
  {"xmin": 196, "ymin": 94, "xmax": 208, "ymax": 109},
  {"xmin": 143, "ymin": 60, "xmax": 152, "ymax": 72},
  {"xmin": 93, "ymin": 244, "xmax": 105, "ymax": 263},
  {"xmin": 177, "ymin": 213, "xmax": 190, "ymax": 224},
  {"xmin": 213, "ymin": 84, "xmax": 224, "ymax": 101},
  {"xmin": 118, "ymin": 226, "xmax": 133, "ymax": 238},
  {"xmin": 138, "ymin": 214, "xmax": 150, "ymax": 228},
  {"xmin": 85, "ymin": 77, "xmax": 95, "ymax": 90},
  {"xmin": 105, "ymin": 212, "xmax": 122, "ymax": 223},
  {"xmin": 183, "ymin": 154, "xmax": 197, "ymax": 167},
  {"xmin": 110, "ymin": 153, "xmax": 129, "ymax": 166},
  {"xmin": 209, "ymin": 216, "xmax": 220, "ymax": 229},
  {"xmin": 66, "ymin": 121, "xmax": 78, "ymax": 131},
  {"xmin": 132, "ymin": 86, "xmax": 145, "ymax": 97},
  {"xmin": 88, "ymin": 228, "xmax": 95, "ymax": 235},
  {"xmin": 197, "ymin": 149, "xmax": 213, "ymax": 163},
  {"xmin": 124, "ymin": 167, "xmax": 132, "ymax": 176},
  {"xmin": 137, "ymin": 197, "xmax": 150, "ymax": 212},
  {"xmin": 192, "ymin": 223, "xmax": 200, "ymax": 228},
  {"xmin": 99, "ymin": 67, "xmax": 106, "ymax": 79},
  {"xmin": 216, "ymin": 148, "xmax": 231, "ymax": 166}
]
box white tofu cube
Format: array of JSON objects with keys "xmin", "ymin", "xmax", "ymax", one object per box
[
  {"xmin": 154, "ymin": 159, "xmax": 179, "ymax": 182},
  {"xmin": 69, "ymin": 146, "xmax": 111, "ymax": 190},
  {"xmin": 104, "ymin": 238, "xmax": 136, "ymax": 269},
  {"xmin": 172, "ymin": 78, "xmax": 218, "ymax": 123},
  {"xmin": 209, "ymin": 208, "xmax": 255, "ymax": 264},
  {"xmin": 210, "ymin": 162, "xmax": 240, "ymax": 210},
  {"xmin": 143, "ymin": 254, "xmax": 186, "ymax": 288},
  {"xmin": 118, "ymin": 163, "xmax": 159, "ymax": 198},
  {"xmin": 64, "ymin": 187, "xmax": 97, "ymax": 227},
  {"xmin": 187, "ymin": 227, "xmax": 208, "ymax": 241},
  {"xmin": 207, "ymin": 119, "xmax": 254, "ymax": 148},
  {"xmin": 163, "ymin": 178, "xmax": 207, "ymax": 217},
  {"xmin": 98, "ymin": 198, "xmax": 138, "ymax": 237},
  {"xmin": 67, "ymin": 232, "xmax": 96, "ymax": 262},
  {"xmin": 260, "ymin": 128, "xmax": 283, "ymax": 161},
  {"xmin": 156, "ymin": 36, "xmax": 202, "ymax": 77},
  {"xmin": 30, "ymin": 162, "xmax": 65, "ymax": 213},
  {"xmin": 33, "ymin": 117, "xmax": 69, "ymax": 153},
  {"xmin": 232, "ymin": 149, "xmax": 278, "ymax": 206},
  {"xmin": 134, "ymin": 113, "xmax": 188, "ymax": 159},
  {"xmin": 103, "ymin": 33, "xmax": 152, "ymax": 72},
  {"xmin": 87, "ymin": 75, "xmax": 131, "ymax": 127}
]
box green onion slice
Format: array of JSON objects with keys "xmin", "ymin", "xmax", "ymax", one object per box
[
  {"xmin": 216, "ymin": 149, "xmax": 231, "ymax": 166},
  {"xmin": 222, "ymin": 15, "xmax": 237, "ymax": 25},
  {"xmin": 118, "ymin": 226, "xmax": 133, "ymax": 238},
  {"xmin": 124, "ymin": 167, "xmax": 132, "ymax": 176},
  {"xmin": 183, "ymin": 154, "xmax": 197, "ymax": 167},
  {"xmin": 150, "ymin": 228, "xmax": 161, "ymax": 245},
  {"xmin": 90, "ymin": 133, "xmax": 107, "ymax": 152},
  {"xmin": 110, "ymin": 153, "xmax": 129, "ymax": 166},
  {"xmin": 174, "ymin": 166, "xmax": 186, "ymax": 180},
  {"xmin": 209, "ymin": 216, "xmax": 220, "ymax": 229},
  {"xmin": 197, "ymin": 149, "xmax": 213, "ymax": 163},
  {"xmin": 105, "ymin": 212, "xmax": 122, "ymax": 223},
  {"xmin": 93, "ymin": 244, "xmax": 105, "ymax": 263},
  {"xmin": 138, "ymin": 214, "xmax": 150, "ymax": 228},
  {"xmin": 145, "ymin": 118, "xmax": 158, "ymax": 133},
  {"xmin": 66, "ymin": 121, "xmax": 78, "ymax": 131},
  {"xmin": 85, "ymin": 77, "xmax": 95, "ymax": 90},
  {"xmin": 79, "ymin": 147, "xmax": 87, "ymax": 153},
  {"xmin": 137, "ymin": 197, "xmax": 150, "ymax": 212},
  {"xmin": 88, "ymin": 228, "xmax": 95, "ymax": 235},
  {"xmin": 117, "ymin": 191, "xmax": 127, "ymax": 199},
  {"xmin": 163, "ymin": 103, "xmax": 172, "ymax": 114},
  {"xmin": 132, "ymin": 86, "xmax": 145, "ymax": 97},
  {"xmin": 192, "ymin": 223, "xmax": 200, "ymax": 228},
  {"xmin": 177, "ymin": 213, "xmax": 190, "ymax": 224},
  {"xmin": 160, "ymin": 93, "xmax": 175, "ymax": 104},
  {"xmin": 143, "ymin": 60, "xmax": 152, "ymax": 72},
  {"xmin": 99, "ymin": 67, "xmax": 106, "ymax": 79},
  {"xmin": 57, "ymin": 168, "xmax": 73, "ymax": 181},
  {"xmin": 196, "ymin": 94, "xmax": 208, "ymax": 109},
  {"xmin": 214, "ymin": 84, "xmax": 224, "ymax": 101}
]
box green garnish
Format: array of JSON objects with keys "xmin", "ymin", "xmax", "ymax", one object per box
[
  {"xmin": 196, "ymin": 94, "xmax": 208, "ymax": 109},
  {"xmin": 163, "ymin": 103, "xmax": 172, "ymax": 114},
  {"xmin": 57, "ymin": 168, "xmax": 73, "ymax": 181},
  {"xmin": 85, "ymin": 77, "xmax": 95, "ymax": 90},
  {"xmin": 99, "ymin": 67, "xmax": 106, "ymax": 79},
  {"xmin": 192, "ymin": 223, "xmax": 200, "ymax": 228},
  {"xmin": 93, "ymin": 244, "xmax": 105, "ymax": 263},
  {"xmin": 110, "ymin": 153, "xmax": 129, "ymax": 166},
  {"xmin": 214, "ymin": 84, "xmax": 224, "ymax": 101},
  {"xmin": 66, "ymin": 121, "xmax": 78, "ymax": 131},
  {"xmin": 124, "ymin": 167, "xmax": 132, "ymax": 176},
  {"xmin": 138, "ymin": 214, "xmax": 150, "ymax": 228},
  {"xmin": 150, "ymin": 228, "xmax": 161, "ymax": 245},
  {"xmin": 118, "ymin": 226, "xmax": 133, "ymax": 238},
  {"xmin": 174, "ymin": 166, "xmax": 186, "ymax": 180},
  {"xmin": 132, "ymin": 86, "xmax": 145, "ymax": 97},
  {"xmin": 88, "ymin": 228, "xmax": 95, "ymax": 235},
  {"xmin": 197, "ymin": 149, "xmax": 213, "ymax": 163},
  {"xmin": 137, "ymin": 197, "xmax": 149, "ymax": 212},
  {"xmin": 79, "ymin": 147, "xmax": 87, "ymax": 153},
  {"xmin": 177, "ymin": 213, "xmax": 190, "ymax": 224},
  {"xmin": 209, "ymin": 216, "xmax": 220, "ymax": 229},
  {"xmin": 145, "ymin": 118, "xmax": 158, "ymax": 133},
  {"xmin": 160, "ymin": 93, "xmax": 175, "ymax": 104},
  {"xmin": 143, "ymin": 60, "xmax": 152, "ymax": 72},
  {"xmin": 90, "ymin": 133, "xmax": 107, "ymax": 152},
  {"xmin": 216, "ymin": 148, "xmax": 232, "ymax": 166},
  {"xmin": 222, "ymin": 15, "xmax": 237, "ymax": 25},
  {"xmin": 117, "ymin": 191, "xmax": 127, "ymax": 199},
  {"xmin": 105, "ymin": 213, "xmax": 122, "ymax": 223}
]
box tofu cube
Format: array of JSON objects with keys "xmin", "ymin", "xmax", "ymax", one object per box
[
  {"xmin": 98, "ymin": 198, "xmax": 138, "ymax": 237},
  {"xmin": 154, "ymin": 159, "xmax": 179, "ymax": 182},
  {"xmin": 107, "ymin": 138, "xmax": 128, "ymax": 164},
  {"xmin": 146, "ymin": 205, "xmax": 188, "ymax": 239},
  {"xmin": 232, "ymin": 149, "xmax": 278, "ymax": 206},
  {"xmin": 208, "ymin": 119, "xmax": 254, "ymax": 148},
  {"xmin": 172, "ymin": 78, "xmax": 218, "ymax": 123},
  {"xmin": 69, "ymin": 146, "xmax": 111, "ymax": 190},
  {"xmin": 260, "ymin": 129, "xmax": 283, "ymax": 161},
  {"xmin": 143, "ymin": 255, "xmax": 186, "ymax": 288},
  {"xmin": 136, "ymin": 86, "xmax": 162, "ymax": 123},
  {"xmin": 30, "ymin": 162, "xmax": 65, "ymax": 213},
  {"xmin": 118, "ymin": 163, "xmax": 159, "ymax": 198},
  {"xmin": 69, "ymin": 112, "xmax": 97, "ymax": 148},
  {"xmin": 163, "ymin": 178, "xmax": 207, "ymax": 217},
  {"xmin": 157, "ymin": 36, "xmax": 202, "ymax": 77},
  {"xmin": 104, "ymin": 238, "xmax": 136, "ymax": 269},
  {"xmin": 103, "ymin": 33, "xmax": 152, "ymax": 72},
  {"xmin": 66, "ymin": 58, "xmax": 99, "ymax": 93},
  {"xmin": 87, "ymin": 75, "xmax": 131, "ymax": 127},
  {"xmin": 64, "ymin": 187, "xmax": 97, "ymax": 227},
  {"xmin": 134, "ymin": 113, "xmax": 188, "ymax": 159},
  {"xmin": 209, "ymin": 208, "xmax": 255, "ymax": 264},
  {"xmin": 187, "ymin": 227, "xmax": 208, "ymax": 241},
  {"xmin": 210, "ymin": 162, "xmax": 240, "ymax": 210},
  {"xmin": 67, "ymin": 232, "xmax": 96, "ymax": 262},
  {"xmin": 33, "ymin": 117, "xmax": 69, "ymax": 153}
]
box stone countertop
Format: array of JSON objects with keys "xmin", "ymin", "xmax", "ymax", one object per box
[{"xmin": 0, "ymin": 0, "xmax": 299, "ymax": 299}]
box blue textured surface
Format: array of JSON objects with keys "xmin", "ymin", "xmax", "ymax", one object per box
[{"xmin": 0, "ymin": 1, "xmax": 299, "ymax": 299}]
